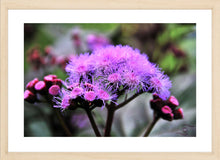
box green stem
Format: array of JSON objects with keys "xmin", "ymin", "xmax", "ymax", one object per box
[
  {"xmin": 54, "ymin": 109, "xmax": 72, "ymax": 136},
  {"xmin": 143, "ymin": 114, "xmax": 160, "ymax": 137},
  {"xmin": 103, "ymin": 93, "xmax": 143, "ymax": 136},
  {"xmin": 116, "ymin": 93, "xmax": 142, "ymax": 110},
  {"xmin": 85, "ymin": 108, "xmax": 101, "ymax": 137},
  {"xmin": 104, "ymin": 108, "xmax": 115, "ymax": 137}
]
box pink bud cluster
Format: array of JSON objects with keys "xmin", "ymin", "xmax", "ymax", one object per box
[
  {"xmin": 27, "ymin": 46, "xmax": 69, "ymax": 71},
  {"xmin": 150, "ymin": 94, "xmax": 183, "ymax": 121},
  {"xmin": 24, "ymin": 75, "xmax": 62, "ymax": 103}
]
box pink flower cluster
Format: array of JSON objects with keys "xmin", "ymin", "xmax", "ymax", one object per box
[
  {"xmin": 24, "ymin": 75, "xmax": 62, "ymax": 103},
  {"xmin": 150, "ymin": 94, "xmax": 183, "ymax": 121},
  {"xmin": 27, "ymin": 47, "xmax": 69, "ymax": 71}
]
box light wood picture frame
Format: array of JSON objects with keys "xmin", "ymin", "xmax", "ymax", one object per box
[{"xmin": 1, "ymin": 0, "xmax": 219, "ymax": 160}]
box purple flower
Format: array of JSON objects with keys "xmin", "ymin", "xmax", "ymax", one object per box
[
  {"xmin": 148, "ymin": 73, "xmax": 172, "ymax": 100},
  {"xmin": 54, "ymin": 45, "xmax": 172, "ymax": 110},
  {"xmin": 97, "ymin": 89, "xmax": 111, "ymax": 101},
  {"xmin": 65, "ymin": 53, "xmax": 94, "ymax": 83},
  {"xmin": 61, "ymin": 95, "xmax": 71, "ymax": 109},
  {"xmin": 87, "ymin": 34, "xmax": 110, "ymax": 51},
  {"xmin": 53, "ymin": 89, "xmax": 74, "ymax": 110},
  {"xmin": 65, "ymin": 45, "xmax": 171, "ymax": 99},
  {"xmin": 71, "ymin": 86, "xmax": 84, "ymax": 98},
  {"xmin": 107, "ymin": 73, "xmax": 121, "ymax": 83},
  {"xmin": 84, "ymin": 91, "xmax": 96, "ymax": 101}
]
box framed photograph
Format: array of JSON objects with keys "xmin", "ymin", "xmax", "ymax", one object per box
[{"xmin": 1, "ymin": 0, "xmax": 219, "ymax": 160}]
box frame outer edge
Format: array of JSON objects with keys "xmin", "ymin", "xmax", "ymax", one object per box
[
  {"xmin": 212, "ymin": 1, "xmax": 220, "ymax": 160},
  {"xmin": 1, "ymin": 0, "xmax": 8, "ymax": 160}
]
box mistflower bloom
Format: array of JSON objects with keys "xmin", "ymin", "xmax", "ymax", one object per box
[
  {"xmin": 98, "ymin": 88, "xmax": 117, "ymax": 101},
  {"xmin": 53, "ymin": 89, "xmax": 77, "ymax": 110},
  {"xmin": 123, "ymin": 72, "xmax": 142, "ymax": 92},
  {"xmin": 54, "ymin": 95, "xmax": 71, "ymax": 110},
  {"xmin": 65, "ymin": 45, "xmax": 172, "ymax": 100},
  {"xmin": 150, "ymin": 94, "xmax": 183, "ymax": 121},
  {"xmin": 148, "ymin": 73, "xmax": 172, "ymax": 100},
  {"xmin": 65, "ymin": 53, "xmax": 94, "ymax": 83},
  {"xmin": 107, "ymin": 73, "xmax": 121, "ymax": 83},
  {"xmin": 53, "ymin": 45, "xmax": 172, "ymax": 112},
  {"xmin": 84, "ymin": 82, "xmax": 95, "ymax": 90},
  {"xmin": 98, "ymin": 90, "xmax": 110, "ymax": 100},
  {"xmin": 61, "ymin": 95, "xmax": 71, "ymax": 109},
  {"xmin": 53, "ymin": 81, "xmax": 107, "ymax": 110},
  {"xmin": 87, "ymin": 34, "xmax": 110, "ymax": 51},
  {"xmin": 71, "ymin": 86, "xmax": 84, "ymax": 98},
  {"xmin": 84, "ymin": 91, "xmax": 96, "ymax": 101}
]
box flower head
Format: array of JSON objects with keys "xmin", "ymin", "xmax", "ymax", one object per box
[
  {"xmin": 84, "ymin": 91, "xmax": 96, "ymax": 101},
  {"xmin": 150, "ymin": 94, "xmax": 183, "ymax": 121},
  {"xmin": 71, "ymin": 87, "xmax": 84, "ymax": 98},
  {"xmin": 108, "ymin": 73, "xmax": 121, "ymax": 83},
  {"xmin": 53, "ymin": 89, "xmax": 76, "ymax": 110},
  {"xmin": 54, "ymin": 45, "xmax": 172, "ymax": 110},
  {"xmin": 149, "ymin": 73, "xmax": 172, "ymax": 100},
  {"xmin": 87, "ymin": 34, "xmax": 110, "ymax": 51},
  {"xmin": 24, "ymin": 75, "xmax": 63, "ymax": 104},
  {"xmin": 61, "ymin": 95, "xmax": 71, "ymax": 109}
]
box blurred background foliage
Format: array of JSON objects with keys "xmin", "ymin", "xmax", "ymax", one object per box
[{"xmin": 24, "ymin": 23, "xmax": 196, "ymax": 137}]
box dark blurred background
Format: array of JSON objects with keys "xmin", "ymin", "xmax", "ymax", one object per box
[{"xmin": 24, "ymin": 23, "xmax": 196, "ymax": 137}]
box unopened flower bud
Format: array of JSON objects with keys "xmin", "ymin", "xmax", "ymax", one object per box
[
  {"xmin": 150, "ymin": 98, "xmax": 164, "ymax": 111},
  {"xmin": 153, "ymin": 93, "xmax": 160, "ymax": 100},
  {"xmin": 44, "ymin": 75, "xmax": 57, "ymax": 88},
  {"xmin": 168, "ymin": 96, "xmax": 179, "ymax": 109},
  {"xmin": 161, "ymin": 113, "xmax": 174, "ymax": 121},
  {"xmin": 24, "ymin": 90, "xmax": 37, "ymax": 103},
  {"xmin": 173, "ymin": 108, "xmax": 184, "ymax": 119},
  {"xmin": 26, "ymin": 78, "xmax": 39, "ymax": 93},
  {"xmin": 150, "ymin": 95, "xmax": 183, "ymax": 122},
  {"xmin": 44, "ymin": 46, "xmax": 52, "ymax": 55},
  {"xmin": 49, "ymin": 85, "xmax": 60, "ymax": 96},
  {"xmin": 161, "ymin": 105, "xmax": 172, "ymax": 114},
  {"xmin": 53, "ymin": 79, "xmax": 62, "ymax": 88},
  {"xmin": 35, "ymin": 81, "xmax": 46, "ymax": 94}
]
